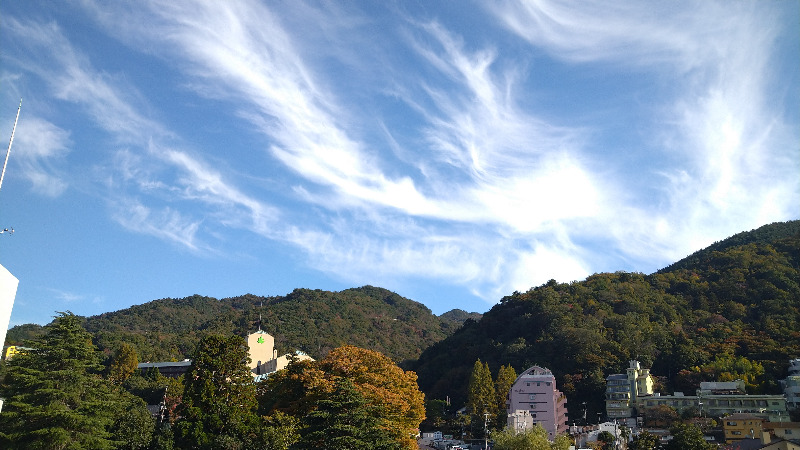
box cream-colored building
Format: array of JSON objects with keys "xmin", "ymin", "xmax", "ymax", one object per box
[
  {"xmin": 723, "ymin": 413, "xmax": 765, "ymax": 443},
  {"xmin": 247, "ymin": 330, "xmax": 275, "ymax": 373},
  {"xmin": 246, "ymin": 330, "xmax": 314, "ymax": 377},
  {"xmin": 605, "ymin": 360, "xmax": 655, "ymax": 419},
  {"xmin": 640, "ymin": 381, "xmax": 788, "ymax": 422}
]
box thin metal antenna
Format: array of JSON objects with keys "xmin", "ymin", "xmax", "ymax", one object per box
[
  {"xmin": 0, "ymin": 99, "xmax": 22, "ymax": 193},
  {"xmin": 258, "ymin": 301, "xmax": 263, "ymax": 332}
]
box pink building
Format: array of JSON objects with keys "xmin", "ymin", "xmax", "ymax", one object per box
[{"xmin": 506, "ymin": 365, "xmax": 569, "ymax": 440}]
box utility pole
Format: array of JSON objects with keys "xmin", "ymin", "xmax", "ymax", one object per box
[{"xmin": 484, "ymin": 412, "xmax": 489, "ymax": 450}]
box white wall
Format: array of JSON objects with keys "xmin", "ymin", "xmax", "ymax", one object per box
[{"xmin": 0, "ymin": 263, "xmax": 19, "ymax": 351}]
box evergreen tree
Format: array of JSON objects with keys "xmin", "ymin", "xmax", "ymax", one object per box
[
  {"xmin": 111, "ymin": 395, "xmax": 156, "ymax": 450},
  {"xmin": 294, "ymin": 377, "xmax": 399, "ymax": 450},
  {"xmin": 0, "ymin": 312, "xmax": 129, "ymax": 449},
  {"xmin": 467, "ymin": 359, "xmax": 495, "ymax": 437},
  {"xmin": 494, "ymin": 364, "xmax": 517, "ymax": 429},
  {"xmin": 174, "ymin": 334, "xmax": 258, "ymax": 449},
  {"xmin": 258, "ymin": 411, "xmax": 301, "ymax": 450}
]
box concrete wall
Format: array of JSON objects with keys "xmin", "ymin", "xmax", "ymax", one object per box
[{"xmin": 0, "ymin": 263, "xmax": 19, "ymax": 351}]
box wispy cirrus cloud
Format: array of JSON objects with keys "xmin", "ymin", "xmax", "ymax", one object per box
[
  {"xmin": 7, "ymin": 0, "xmax": 795, "ymax": 312},
  {"xmin": 13, "ymin": 117, "xmax": 71, "ymax": 197},
  {"xmin": 5, "ymin": 15, "xmax": 279, "ymax": 253},
  {"xmin": 3, "ymin": 19, "xmax": 165, "ymax": 143},
  {"xmin": 489, "ymin": 0, "xmax": 799, "ymax": 263}
]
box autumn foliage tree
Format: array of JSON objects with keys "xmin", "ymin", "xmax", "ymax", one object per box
[
  {"xmin": 109, "ymin": 342, "xmax": 139, "ymax": 384},
  {"xmin": 494, "ymin": 364, "xmax": 517, "ymax": 429},
  {"xmin": 259, "ymin": 345, "xmax": 425, "ymax": 450}
]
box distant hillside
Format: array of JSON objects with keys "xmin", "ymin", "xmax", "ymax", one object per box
[
  {"xmin": 411, "ymin": 220, "xmax": 800, "ymax": 418},
  {"xmin": 439, "ymin": 309, "xmax": 483, "ymax": 325},
  {"xmin": 5, "ymin": 286, "xmax": 473, "ymax": 365}
]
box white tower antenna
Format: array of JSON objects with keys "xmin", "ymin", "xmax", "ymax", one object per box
[{"xmin": 0, "ymin": 99, "xmax": 22, "ymax": 193}]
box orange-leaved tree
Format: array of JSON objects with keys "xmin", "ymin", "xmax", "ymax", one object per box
[{"xmin": 258, "ymin": 345, "xmax": 425, "ymax": 450}]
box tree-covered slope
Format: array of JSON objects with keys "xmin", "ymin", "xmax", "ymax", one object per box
[
  {"xmin": 659, "ymin": 220, "xmax": 800, "ymax": 273},
  {"xmin": 6, "ymin": 286, "xmax": 466, "ymax": 365},
  {"xmin": 411, "ymin": 220, "xmax": 800, "ymax": 418}
]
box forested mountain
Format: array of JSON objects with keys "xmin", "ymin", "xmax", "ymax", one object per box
[
  {"xmin": 5, "ymin": 220, "xmax": 798, "ymax": 423},
  {"xmin": 411, "ymin": 220, "xmax": 800, "ymax": 419},
  {"xmin": 5, "ymin": 286, "xmax": 479, "ymax": 364}
]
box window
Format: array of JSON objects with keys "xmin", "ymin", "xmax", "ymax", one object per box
[
  {"xmin": 727, "ymin": 422, "xmax": 737, "ymax": 426},
  {"xmin": 532, "ymin": 413, "xmax": 537, "ymax": 418},
  {"xmin": 546, "ymin": 382, "xmax": 551, "ymax": 386},
  {"xmin": 526, "ymin": 382, "xmax": 530, "ymax": 387},
  {"xmin": 537, "ymin": 382, "xmax": 541, "ymax": 386},
  {"xmin": 732, "ymin": 431, "xmax": 741, "ymax": 436},
  {"xmin": 529, "ymin": 394, "xmax": 536, "ymax": 400}
]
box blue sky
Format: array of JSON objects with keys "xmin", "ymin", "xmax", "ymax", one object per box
[{"xmin": 1, "ymin": 1, "xmax": 798, "ymax": 327}]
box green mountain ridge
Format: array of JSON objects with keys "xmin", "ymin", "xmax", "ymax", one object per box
[
  {"xmin": 411, "ymin": 220, "xmax": 800, "ymax": 417},
  {"xmin": 5, "ymin": 286, "xmax": 480, "ymax": 365},
  {"xmin": 5, "ymin": 219, "xmax": 799, "ymax": 419}
]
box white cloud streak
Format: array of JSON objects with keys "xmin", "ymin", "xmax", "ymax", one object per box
[
  {"xmin": 13, "ymin": 117, "xmax": 71, "ymax": 197},
  {"xmin": 4, "ymin": 14, "xmax": 279, "ymax": 252},
  {"xmin": 5, "ymin": 1, "xmax": 796, "ymax": 309},
  {"xmin": 490, "ymin": 0, "xmax": 800, "ymax": 264}
]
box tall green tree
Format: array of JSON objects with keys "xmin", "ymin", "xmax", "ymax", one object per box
[
  {"xmin": 111, "ymin": 395, "xmax": 156, "ymax": 450},
  {"xmin": 467, "ymin": 359, "xmax": 495, "ymax": 437},
  {"xmin": 258, "ymin": 411, "xmax": 301, "ymax": 450},
  {"xmin": 174, "ymin": 334, "xmax": 258, "ymax": 449},
  {"xmin": 294, "ymin": 377, "xmax": 399, "ymax": 450},
  {"xmin": 494, "ymin": 364, "xmax": 517, "ymax": 429},
  {"xmin": 0, "ymin": 312, "xmax": 131, "ymax": 449}
]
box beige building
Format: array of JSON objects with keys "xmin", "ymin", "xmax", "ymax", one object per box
[
  {"xmin": 640, "ymin": 381, "xmax": 788, "ymax": 422},
  {"xmin": 724, "ymin": 413, "xmax": 765, "ymax": 443},
  {"xmin": 246, "ymin": 330, "xmax": 314, "ymax": 378},
  {"xmin": 605, "ymin": 360, "xmax": 655, "ymax": 419},
  {"xmin": 765, "ymin": 422, "xmax": 800, "ymax": 442},
  {"xmin": 247, "ymin": 330, "xmax": 275, "ymax": 373}
]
